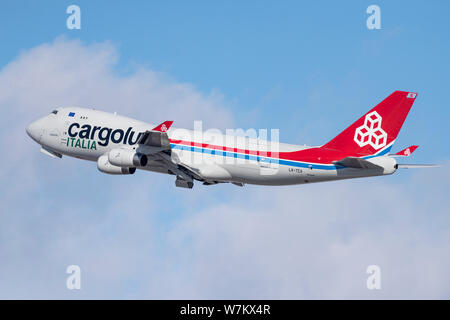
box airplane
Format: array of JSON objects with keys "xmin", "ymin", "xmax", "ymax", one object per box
[{"xmin": 26, "ymin": 90, "xmax": 436, "ymax": 189}]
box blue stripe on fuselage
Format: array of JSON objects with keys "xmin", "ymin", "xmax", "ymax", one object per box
[
  {"xmin": 362, "ymin": 145, "xmax": 392, "ymax": 159},
  {"xmin": 170, "ymin": 143, "xmax": 392, "ymax": 171}
]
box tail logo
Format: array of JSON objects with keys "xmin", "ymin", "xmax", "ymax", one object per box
[{"xmin": 354, "ymin": 111, "xmax": 387, "ymax": 150}]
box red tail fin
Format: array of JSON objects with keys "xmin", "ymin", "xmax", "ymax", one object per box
[{"xmin": 322, "ymin": 91, "xmax": 417, "ymax": 156}]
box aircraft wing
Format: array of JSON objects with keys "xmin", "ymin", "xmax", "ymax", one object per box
[
  {"xmin": 137, "ymin": 120, "xmax": 174, "ymax": 148},
  {"xmin": 138, "ymin": 130, "xmax": 171, "ymax": 149},
  {"xmin": 151, "ymin": 151, "xmax": 203, "ymax": 181},
  {"xmin": 136, "ymin": 121, "xmax": 205, "ymax": 188},
  {"xmin": 333, "ymin": 157, "xmax": 382, "ymax": 169}
]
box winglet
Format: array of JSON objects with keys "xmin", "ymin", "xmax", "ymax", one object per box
[
  {"xmin": 152, "ymin": 121, "xmax": 173, "ymax": 132},
  {"xmin": 395, "ymin": 145, "xmax": 418, "ymax": 157}
]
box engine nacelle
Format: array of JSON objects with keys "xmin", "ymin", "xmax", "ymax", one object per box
[
  {"xmin": 97, "ymin": 155, "xmax": 136, "ymax": 175},
  {"xmin": 108, "ymin": 148, "xmax": 148, "ymax": 167}
]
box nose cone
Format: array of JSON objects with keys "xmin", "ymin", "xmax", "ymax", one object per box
[{"xmin": 26, "ymin": 119, "xmax": 43, "ymax": 143}]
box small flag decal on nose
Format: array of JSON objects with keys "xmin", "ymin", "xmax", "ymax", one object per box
[{"xmin": 68, "ymin": 112, "xmax": 75, "ymax": 117}]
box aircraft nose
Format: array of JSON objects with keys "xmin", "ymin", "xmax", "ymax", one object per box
[{"xmin": 26, "ymin": 119, "xmax": 43, "ymax": 143}]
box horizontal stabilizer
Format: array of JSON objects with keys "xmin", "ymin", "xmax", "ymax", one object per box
[
  {"xmin": 333, "ymin": 157, "xmax": 382, "ymax": 169},
  {"xmin": 396, "ymin": 164, "xmax": 439, "ymax": 169}
]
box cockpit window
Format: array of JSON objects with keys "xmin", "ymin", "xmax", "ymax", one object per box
[{"xmin": 51, "ymin": 110, "xmax": 58, "ymax": 114}]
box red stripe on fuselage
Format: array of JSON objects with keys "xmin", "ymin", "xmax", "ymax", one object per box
[{"xmin": 168, "ymin": 138, "xmax": 362, "ymax": 164}]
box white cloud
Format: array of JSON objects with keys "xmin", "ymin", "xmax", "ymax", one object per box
[
  {"xmin": 0, "ymin": 37, "xmax": 233, "ymax": 128},
  {"xmin": 0, "ymin": 38, "xmax": 234, "ymax": 298},
  {"xmin": 0, "ymin": 37, "xmax": 233, "ymax": 199},
  {"xmin": 158, "ymin": 167, "xmax": 450, "ymax": 299}
]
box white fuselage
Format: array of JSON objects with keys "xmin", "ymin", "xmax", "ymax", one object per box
[{"xmin": 26, "ymin": 107, "xmax": 396, "ymax": 186}]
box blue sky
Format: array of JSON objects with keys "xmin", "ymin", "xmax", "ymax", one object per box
[
  {"xmin": 1, "ymin": 0, "xmax": 449, "ymax": 153},
  {"xmin": 0, "ymin": 1, "xmax": 449, "ymax": 299}
]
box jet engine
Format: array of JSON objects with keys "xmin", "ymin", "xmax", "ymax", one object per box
[
  {"xmin": 97, "ymin": 155, "xmax": 136, "ymax": 175},
  {"xmin": 108, "ymin": 148, "xmax": 148, "ymax": 167}
]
